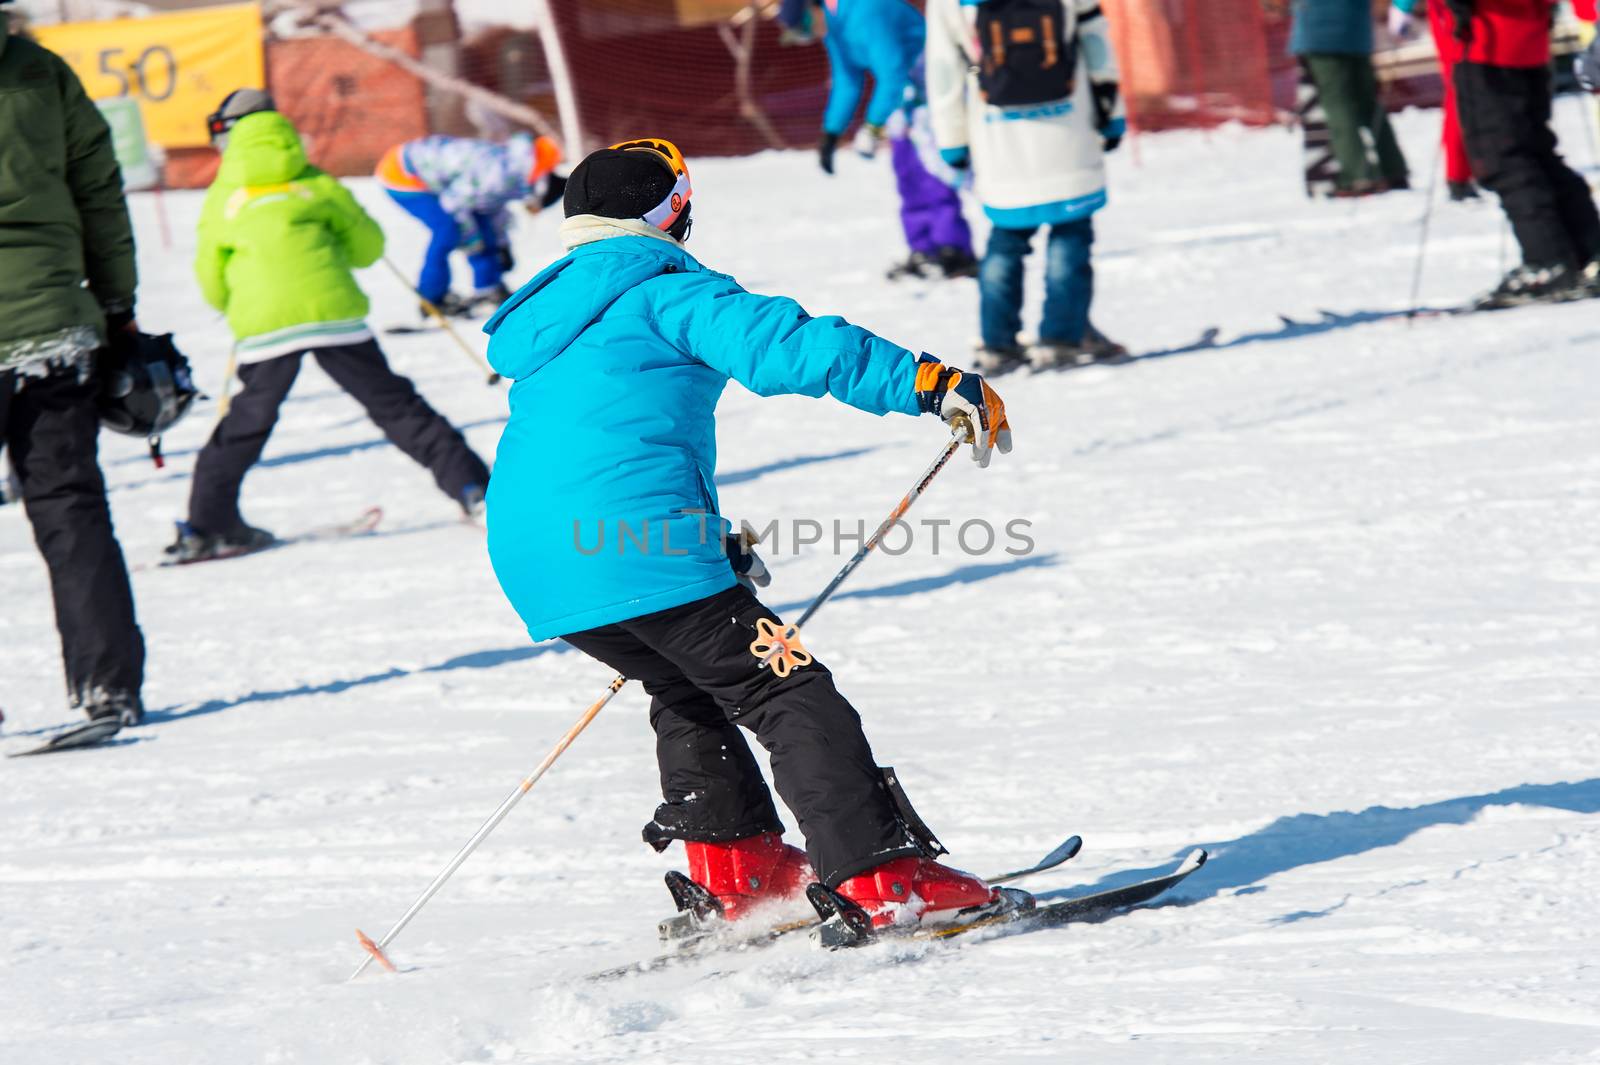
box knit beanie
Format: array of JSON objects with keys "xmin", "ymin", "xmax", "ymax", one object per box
[{"xmin": 564, "ymin": 144, "xmax": 693, "ymax": 242}]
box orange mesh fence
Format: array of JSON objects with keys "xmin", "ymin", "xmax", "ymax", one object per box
[
  {"xmin": 154, "ymin": 0, "xmax": 1293, "ymax": 187},
  {"xmin": 1102, "ymin": 0, "xmax": 1280, "ymax": 131},
  {"xmin": 270, "ymin": 27, "xmax": 431, "ymax": 177},
  {"xmin": 543, "ymin": 0, "xmax": 1281, "ymax": 153},
  {"xmin": 545, "ymin": 0, "xmax": 831, "ymax": 156},
  {"xmin": 163, "ymin": 26, "xmax": 432, "ymax": 189}
]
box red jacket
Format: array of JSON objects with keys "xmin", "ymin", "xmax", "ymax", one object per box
[{"xmin": 1445, "ymin": 0, "xmax": 1555, "ymax": 67}]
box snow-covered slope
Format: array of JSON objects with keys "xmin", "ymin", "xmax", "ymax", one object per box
[{"xmin": 3, "ymin": 108, "xmax": 1599, "ymax": 1064}]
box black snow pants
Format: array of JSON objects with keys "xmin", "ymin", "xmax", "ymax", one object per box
[
  {"xmin": 188, "ymin": 340, "xmax": 491, "ymax": 534},
  {"xmin": 0, "ymin": 367, "xmax": 145, "ymax": 708},
  {"xmin": 562, "ymin": 585, "xmax": 922, "ymax": 887},
  {"xmin": 1455, "ymin": 62, "xmax": 1600, "ymax": 269}
]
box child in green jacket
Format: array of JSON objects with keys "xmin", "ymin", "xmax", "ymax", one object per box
[{"xmin": 172, "ymin": 91, "xmax": 490, "ymax": 561}]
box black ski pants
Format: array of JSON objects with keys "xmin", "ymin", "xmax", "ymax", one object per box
[
  {"xmin": 188, "ymin": 340, "xmax": 490, "ymax": 534},
  {"xmin": 1455, "ymin": 62, "xmax": 1600, "ymax": 269},
  {"xmin": 562, "ymin": 585, "xmax": 921, "ymax": 887},
  {"xmin": 0, "ymin": 368, "xmax": 145, "ymax": 707}
]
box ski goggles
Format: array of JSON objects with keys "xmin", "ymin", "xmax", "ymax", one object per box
[{"xmin": 610, "ymin": 138, "xmax": 692, "ymax": 233}]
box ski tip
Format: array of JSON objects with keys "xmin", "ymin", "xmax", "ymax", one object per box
[
  {"xmin": 1045, "ymin": 835, "xmax": 1085, "ymax": 867},
  {"xmin": 1176, "ymin": 848, "xmax": 1208, "ymax": 876},
  {"xmin": 6, "ymin": 718, "xmax": 122, "ymax": 758}
]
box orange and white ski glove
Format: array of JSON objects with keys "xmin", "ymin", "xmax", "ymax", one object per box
[{"xmin": 914, "ymin": 359, "xmax": 1014, "ymax": 468}]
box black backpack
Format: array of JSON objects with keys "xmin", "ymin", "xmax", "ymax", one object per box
[{"xmin": 974, "ymin": 0, "xmax": 1078, "ymax": 107}]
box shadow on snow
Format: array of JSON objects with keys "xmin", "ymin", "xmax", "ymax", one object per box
[
  {"xmin": 716, "ymin": 446, "xmax": 877, "ymax": 487},
  {"xmin": 142, "ymin": 642, "xmax": 576, "ymax": 726},
  {"xmin": 140, "ymin": 550, "xmax": 1051, "ymax": 726},
  {"xmin": 768, "ymin": 552, "xmax": 1059, "ymax": 615},
  {"xmin": 1035, "ymin": 778, "xmax": 1600, "ymax": 912}
]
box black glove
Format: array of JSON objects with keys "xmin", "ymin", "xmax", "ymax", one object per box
[
  {"xmin": 1091, "ymin": 84, "xmax": 1119, "ymax": 131},
  {"xmin": 104, "ymin": 307, "xmax": 136, "ymax": 334},
  {"xmin": 725, "ymin": 531, "xmax": 771, "ymax": 592},
  {"xmin": 819, "ymin": 131, "xmax": 840, "ymax": 176},
  {"xmin": 1102, "ymin": 133, "xmax": 1123, "ymax": 154},
  {"xmin": 497, "ymin": 246, "xmax": 514, "ymax": 273}
]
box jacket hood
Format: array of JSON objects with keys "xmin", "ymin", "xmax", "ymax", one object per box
[
  {"xmin": 484, "ymin": 235, "xmax": 699, "ymax": 382},
  {"xmin": 217, "ymin": 111, "xmax": 309, "ymax": 186}
]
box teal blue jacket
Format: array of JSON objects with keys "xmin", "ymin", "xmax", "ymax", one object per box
[
  {"xmin": 1289, "ymin": 0, "xmax": 1375, "ymax": 56},
  {"xmin": 823, "ymin": 0, "xmax": 925, "ymax": 134},
  {"xmin": 483, "ymin": 233, "xmax": 924, "ymax": 640}
]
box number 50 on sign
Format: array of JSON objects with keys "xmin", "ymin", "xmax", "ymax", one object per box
[{"xmin": 36, "ymin": 2, "xmax": 265, "ymax": 149}]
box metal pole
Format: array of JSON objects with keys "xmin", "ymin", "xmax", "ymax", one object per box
[
  {"xmin": 792, "ymin": 417, "xmax": 969, "ymax": 633},
  {"xmin": 215, "ymin": 345, "xmax": 238, "ymax": 423},
  {"xmin": 350, "ymin": 675, "xmax": 627, "ymax": 981},
  {"xmin": 382, "ymin": 256, "xmax": 502, "ymax": 386},
  {"xmin": 1406, "ymin": 129, "xmax": 1445, "ymax": 322}
]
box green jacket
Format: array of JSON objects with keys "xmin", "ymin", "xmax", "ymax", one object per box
[
  {"xmin": 0, "ymin": 12, "xmax": 137, "ymax": 368},
  {"xmin": 194, "ymin": 111, "xmax": 384, "ymax": 351}
]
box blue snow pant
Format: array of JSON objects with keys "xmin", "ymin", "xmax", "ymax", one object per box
[
  {"xmin": 385, "ymin": 189, "xmax": 504, "ymax": 304},
  {"xmin": 980, "ymin": 219, "xmax": 1094, "ymax": 350}
]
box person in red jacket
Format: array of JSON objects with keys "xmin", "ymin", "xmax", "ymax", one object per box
[
  {"xmin": 1391, "ymin": 0, "xmax": 1479, "ymax": 199},
  {"xmin": 1442, "ymin": 0, "xmax": 1600, "ymax": 307}
]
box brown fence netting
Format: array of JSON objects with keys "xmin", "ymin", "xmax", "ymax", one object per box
[{"xmin": 155, "ymin": 0, "xmax": 1293, "ymax": 187}]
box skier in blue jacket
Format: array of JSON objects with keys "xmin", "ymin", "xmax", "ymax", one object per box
[
  {"xmin": 802, "ymin": 0, "xmax": 925, "ymax": 172},
  {"xmin": 484, "ymin": 139, "xmax": 1014, "ymax": 932},
  {"xmin": 783, "ymin": 0, "xmax": 977, "ymax": 277}
]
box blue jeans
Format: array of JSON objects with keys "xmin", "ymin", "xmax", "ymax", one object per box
[
  {"xmin": 979, "ymin": 219, "xmax": 1094, "ymax": 349},
  {"xmin": 384, "ymin": 189, "xmax": 503, "ymax": 303}
]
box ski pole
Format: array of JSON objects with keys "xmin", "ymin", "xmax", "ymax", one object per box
[
  {"xmin": 795, "ymin": 413, "xmax": 968, "ymax": 633},
  {"xmin": 348, "ymin": 417, "xmax": 972, "ymax": 979},
  {"xmin": 381, "ymin": 256, "xmax": 502, "ymax": 387},
  {"xmin": 749, "ymin": 415, "xmax": 970, "ymax": 675},
  {"xmin": 350, "ymin": 674, "xmax": 627, "ymax": 981},
  {"xmin": 1405, "ymin": 130, "xmax": 1445, "ymax": 324},
  {"xmin": 215, "ymin": 345, "xmax": 238, "ymax": 422}
]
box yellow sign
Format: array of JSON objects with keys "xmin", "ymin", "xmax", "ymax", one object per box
[{"xmin": 36, "ymin": 3, "xmax": 265, "ymax": 149}]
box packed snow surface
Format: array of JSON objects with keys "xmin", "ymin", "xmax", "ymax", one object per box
[{"xmin": 4, "ymin": 108, "xmax": 1600, "ymax": 1063}]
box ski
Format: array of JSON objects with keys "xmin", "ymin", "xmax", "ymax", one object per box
[
  {"xmin": 920, "ymin": 847, "xmax": 1206, "ymax": 941},
  {"xmin": 1028, "ymin": 326, "xmax": 1221, "ymax": 374},
  {"xmin": 590, "ymin": 834, "xmax": 1087, "ymax": 981},
  {"xmin": 6, "ymin": 717, "xmax": 123, "ymax": 758},
  {"xmin": 145, "ymin": 507, "xmax": 383, "ymax": 569},
  {"xmin": 383, "ymin": 315, "xmax": 490, "ymax": 336},
  {"xmin": 811, "ymin": 848, "xmax": 1206, "ymax": 949}
]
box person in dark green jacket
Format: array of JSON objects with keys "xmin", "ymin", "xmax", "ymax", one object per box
[
  {"xmin": 0, "ymin": 2, "xmax": 147, "ymax": 730},
  {"xmin": 1290, "ymin": 0, "xmax": 1410, "ymax": 194},
  {"xmin": 171, "ymin": 93, "xmax": 491, "ymax": 561}
]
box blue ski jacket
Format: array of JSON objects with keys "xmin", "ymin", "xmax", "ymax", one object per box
[
  {"xmin": 482, "ymin": 233, "xmax": 925, "ymax": 641},
  {"xmin": 821, "ymin": 0, "xmax": 926, "ymax": 134}
]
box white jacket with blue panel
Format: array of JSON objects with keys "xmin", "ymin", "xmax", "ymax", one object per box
[{"xmin": 925, "ymin": 0, "xmax": 1124, "ymax": 227}]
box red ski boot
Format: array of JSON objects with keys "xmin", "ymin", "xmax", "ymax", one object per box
[
  {"xmin": 834, "ymin": 856, "xmax": 999, "ymax": 929},
  {"xmin": 680, "ymin": 832, "xmax": 814, "ymax": 923}
]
